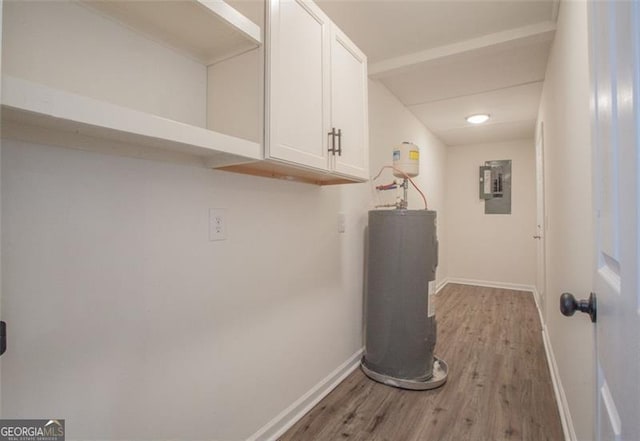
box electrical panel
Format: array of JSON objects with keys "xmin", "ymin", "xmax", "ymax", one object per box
[{"xmin": 479, "ymin": 160, "xmax": 511, "ymax": 214}]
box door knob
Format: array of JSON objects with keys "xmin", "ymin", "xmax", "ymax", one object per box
[
  {"xmin": 533, "ymin": 235, "xmax": 541, "ymax": 239},
  {"xmin": 560, "ymin": 292, "xmax": 597, "ymax": 323}
]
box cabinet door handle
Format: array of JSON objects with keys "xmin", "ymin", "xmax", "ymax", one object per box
[
  {"xmin": 0, "ymin": 321, "xmax": 6, "ymax": 356},
  {"xmin": 336, "ymin": 129, "xmax": 342, "ymax": 156},
  {"xmin": 328, "ymin": 128, "xmax": 337, "ymax": 155}
]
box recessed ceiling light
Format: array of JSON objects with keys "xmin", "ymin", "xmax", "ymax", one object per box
[{"xmin": 466, "ymin": 114, "xmax": 490, "ymax": 124}]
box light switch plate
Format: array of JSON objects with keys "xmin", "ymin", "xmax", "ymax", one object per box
[{"xmin": 338, "ymin": 212, "xmax": 346, "ymax": 233}]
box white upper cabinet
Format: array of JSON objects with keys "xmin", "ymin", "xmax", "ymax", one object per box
[
  {"xmin": 330, "ymin": 27, "xmax": 369, "ymax": 180},
  {"xmin": 266, "ymin": 0, "xmax": 369, "ymax": 182},
  {"xmin": 1, "ymin": 0, "xmax": 263, "ymax": 167},
  {"xmin": 266, "ymin": 0, "xmax": 331, "ymax": 171}
]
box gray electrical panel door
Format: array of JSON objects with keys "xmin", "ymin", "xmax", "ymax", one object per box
[{"xmin": 480, "ymin": 159, "xmax": 512, "ymax": 214}]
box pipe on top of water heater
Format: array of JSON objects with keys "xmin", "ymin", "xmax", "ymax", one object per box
[{"xmin": 372, "ymin": 142, "xmax": 428, "ymax": 210}]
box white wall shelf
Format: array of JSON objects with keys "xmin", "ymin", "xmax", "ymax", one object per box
[
  {"xmin": 79, "ymin": 0, "xmax": 262, "ymax": 66},
  {"xmin": 1, "ymin": 76, "xmax": 262, "ymax": 167}
]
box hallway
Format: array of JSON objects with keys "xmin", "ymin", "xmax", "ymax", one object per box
[{"xmin": 279, "ymin": 284, "xmax": 563, "ymax": 441}]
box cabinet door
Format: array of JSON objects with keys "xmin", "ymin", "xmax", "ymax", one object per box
[
  {"xmin": 267, "ymin": 0, "xmax": 330, "ymax": 171},
  {"xmin": 330, "ymin": 27, "xmax": 369, "ymax": 180}
]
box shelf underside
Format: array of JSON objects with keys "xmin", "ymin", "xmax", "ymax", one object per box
[{"xmin": 80, "ymin": 0, "xmax": 262, "ymax": 65}]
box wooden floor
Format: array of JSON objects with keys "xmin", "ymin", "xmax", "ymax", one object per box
[{"xmin": 279, "ymin": 284, "xmax": 563, "ymax": 441}]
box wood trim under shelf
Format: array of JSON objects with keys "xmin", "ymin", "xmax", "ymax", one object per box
[{"xmin": 218, "ymin": 160, "xmax": 367, "ymax": 185}]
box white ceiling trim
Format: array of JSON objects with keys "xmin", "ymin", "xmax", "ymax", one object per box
[{"xmin": 369, "ymin": 21, "xmax": 556, "ymax": 78}]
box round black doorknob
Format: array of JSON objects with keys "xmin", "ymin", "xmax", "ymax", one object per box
[
  {"xmin": 560, "ymin": 292, "xmax": 597, "ymax": 323},
  {"xmin": 560, "ymin": 292, "xmax": 578, "ymax": 316}
]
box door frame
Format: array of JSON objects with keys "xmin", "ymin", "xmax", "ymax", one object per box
[{"xmin": 535, "ymin": 120, "xmax": 547, "ymax": 325}]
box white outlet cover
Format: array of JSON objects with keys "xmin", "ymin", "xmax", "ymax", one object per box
[
  {"xmin": 209, "ymin": 208, "xmax": 227, "ymax": 241},
  {"xmin": 338, "ymin": 212, "xmax": 346, "ymax": 233}
]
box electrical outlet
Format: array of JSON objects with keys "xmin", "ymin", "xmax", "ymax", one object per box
[{"xmin": 209, "ymin": 208, "xmax": 227, "ymax": 241}]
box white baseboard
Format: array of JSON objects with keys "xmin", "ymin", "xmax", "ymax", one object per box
[
  {"xmin": 445, "ymin": 277, "xmax": 536, "ymax": 293},
  {"xmin": 246, "ymin": 348, "xmax": 364, "ymax": 441},
  {"xmin": 531, "ymin": 288, "xmax": 576, "ymax": 441},
  {"xmin": 530, "ymin": 286, "xmax": 545, "ymax": 328},
  {"xmin": 541, "ymin": 323, "xmax": 577, "ymax": 441},
  {"xmin": 435, "ymin": 278, "xmax": 449, "ymax": 294}
]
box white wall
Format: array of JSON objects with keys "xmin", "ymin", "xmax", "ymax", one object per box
[
  {"xmin": 3, "ymin": 1, "xmax": 207, "ymax": 127},
  {"xmin": 537, "ymin": 1, "xmax": 595, "ymax": 440},
  {"xmin": 0, "ymin": 79, "xmax": 446, "ymax": 440},
  {"xmin": 445, "ymin": 139, "xmax": 536, "ymax": 287}
]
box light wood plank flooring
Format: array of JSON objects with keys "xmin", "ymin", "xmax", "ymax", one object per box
[{"xmin": 279, "ymin": 283, "xmax": 563, "ymax": 441}]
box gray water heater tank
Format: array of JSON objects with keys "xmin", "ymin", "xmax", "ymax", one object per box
[{"xmin": 362, "ymin": 209, "xmax": 448, "ymax": 390}]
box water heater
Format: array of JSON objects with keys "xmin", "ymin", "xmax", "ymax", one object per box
[
  {"xmin": 362, "ymin": 210, "xmax": 447, "ymax": 389},
  {"xmin": 363, "ymin": 147, "xmax": 448, "ymax": 390}
]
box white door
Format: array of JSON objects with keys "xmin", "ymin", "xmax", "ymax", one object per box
[
  {"xmin": 330, "ymin": 26, "xmax": 369, "ymax": 180},
  {"xmin": 589, "ymin": 1, "xmax": 640, "ymax": 440},
  {"xmin": 267, "ymin": 0, "xmax": 330, "ymax": 171},
  {"xmin": 535, "ymin": 121, "xmax": 547, "ymax": 322}
]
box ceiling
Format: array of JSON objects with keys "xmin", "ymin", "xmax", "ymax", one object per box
[{"xmin": 317, "ymin": 0, "xmax": 559, "ymax": 146}]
